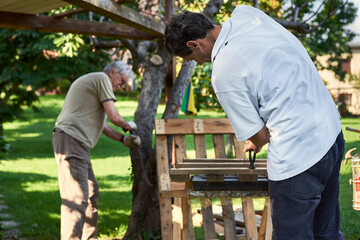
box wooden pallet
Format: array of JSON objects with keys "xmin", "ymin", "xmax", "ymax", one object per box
[{"xmin": 155, "ymin": 118, "xmax": 272, "ymax": 240}]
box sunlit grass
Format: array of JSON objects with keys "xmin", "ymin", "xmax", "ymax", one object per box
[{"xmin": 1, "ymin": 94, "xmax": 360, "ymax": 239}]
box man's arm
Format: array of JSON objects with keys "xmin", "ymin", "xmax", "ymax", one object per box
[
  {"xmin": 244, "ymin": 125, "xmax": 270, "ymax": 153},
  {"xmin": 103, "ymin": 122, "xmax": 124, "ymax": 143},
  {"xmin": 102, "ymin": 100, "xmax": 131, "ymax": 132}
]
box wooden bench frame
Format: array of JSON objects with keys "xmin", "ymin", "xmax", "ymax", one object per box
[{"xmin": 155, "ymin": 118, "xmax": 272, "ymax": 240}]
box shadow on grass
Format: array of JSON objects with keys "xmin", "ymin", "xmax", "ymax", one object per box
[{"xmin": 0, "ymin": 171, "xmax": 133, "ymax": 239}]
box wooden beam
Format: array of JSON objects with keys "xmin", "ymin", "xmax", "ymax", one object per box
[
  {"xmin": 155, "ymin": 118, "xmax": 235, "ymax": 135},
  {"xmin": 53, "ymin": 8, "xmax": 88, "ymax": 18},
  {"xmin": 0, "ymin": 11, "xmax": 155, "ymax": 40},
  {"xmin": 64, "ymin": 0, "xmax": 165, "ymax": 37}
]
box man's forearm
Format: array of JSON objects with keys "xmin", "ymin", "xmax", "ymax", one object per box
[
  {"xmin": 249, "ymin": 125, "xmax": 270, "ymax": 147},
  {"xmin": 103, "ymin": 123, "xmax": 123, "ymax": 142}
]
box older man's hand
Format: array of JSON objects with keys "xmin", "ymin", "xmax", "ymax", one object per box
[{"xmin": 123, "ymin": 135, "xmax": 141, "ymax": 148}]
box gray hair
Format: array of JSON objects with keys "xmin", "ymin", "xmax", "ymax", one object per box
[{"xmin": 102, "ymin": 60, "xmax": 134, "ymax": 80}]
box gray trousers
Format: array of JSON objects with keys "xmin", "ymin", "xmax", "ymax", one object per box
[{"xmin": 52, "ymin": 128, "xmax": 99, "ymax": 240}]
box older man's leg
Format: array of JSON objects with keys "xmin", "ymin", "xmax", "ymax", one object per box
[{"xmin": 82, "ymin": 163, "xmax": 99, "ymax": 240}]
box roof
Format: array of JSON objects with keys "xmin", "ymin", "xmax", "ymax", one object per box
[{"xmin": 0, "ymin": 0, "xmax": 166, "ymax": 39}]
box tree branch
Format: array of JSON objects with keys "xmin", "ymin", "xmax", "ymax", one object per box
[
  {"xmin": 273, "ymin": 18, "xmax": 310, "ymax": 33},
  {"xmin": 305, "ymin": 0, "xmax": 348, "ymax": 34}
]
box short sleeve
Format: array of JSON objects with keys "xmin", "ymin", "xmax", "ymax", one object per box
[
  {"xmin": 216, "ymin": 89, "xmax": 264, "ymax": 141},
  {"xmin": 97, "ymin": 73, "xmax": 116, "ymax": 103}
]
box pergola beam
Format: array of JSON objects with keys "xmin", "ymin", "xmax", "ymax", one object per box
[
  {"xmin": 0, "ymin": 11, "xmax": 155, "ymax": 40},
  {"xmin": 64, "ymin": 0, "xmax": 165, "ymax": 37}
]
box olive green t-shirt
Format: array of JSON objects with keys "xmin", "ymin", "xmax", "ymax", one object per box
[{"xmin": 55, "ymin": 72, "xmax": 116, "ymax": 149}]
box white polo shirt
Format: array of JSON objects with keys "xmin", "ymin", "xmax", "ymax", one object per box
[{"xmin": 211, "ymin": 5, "xmax": 341, "ymax": 181}]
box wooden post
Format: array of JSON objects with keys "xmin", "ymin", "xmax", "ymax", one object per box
[
  {"xmin": 195, "ymin": 134, "xmax": 216, "ymax": 239},
  {"xmin": 201, "ymin": 198, "xmax": 216, "ymax": 240},
  {"xmin": 220, "ymin": 198, "xmax": 237, "ymax": 240},
  {"xmin": 173, "ymin": 197, "xmax": 182, "ymax": 240},
  {"xmin": 242, "ymin": 198, "xmax": 258, "ymax": 240},
  {"xmin": 156, "ymin": 135, "xmax": 173, "ymax": 239},
  {"xmin": 264, "ymin": 198, "xmax": 272, "ymax": 240}
]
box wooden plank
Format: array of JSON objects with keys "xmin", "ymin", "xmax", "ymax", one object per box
[
  {"xmin": 173, "ymin": 135, "xmax": 190, "ymax": 182},
  {"xmin": 174, "ymin": 135, "xmax": 187, "ymax": 166},
  {"xmin": 220, "ymin": 198, "xmax": 237, "ymax": 240},
  {"xmin": 170, "ymin": 168, "xmax": 268, "ymax": 175},
  {"xmin": 171, "ymin": 175, "xmax": 191, "ymax": 182},
  {"xmin": 213, "ymin": 134, "xmax": 227, "ymax": 158},
  {"xmin": 194, "ymin": 135, "xmax": 207, "ymax": 159},
  {"xmin": 201, "ymin": 198, "xmax": 216, "ymax": 240},
  {"xmin": 183, "ymin": 158, "xmax": 267, "ymax": 163},
  {"xmin": 161, "ymin": 190, "xmax": 188, "ymax": 198},
  {"xmin": 242, "ymin": 198, "xmax": 258, "ymax": 240},
  {"xmin": 177, "ymin": 162, "xmax": 267, "ymax": 168},
  {"xmin": 159, "ymin": 198, "xmax": 173, "ymax": 239},
  {"xmin": 264, "ymin": 198, "xmax": 272, "ymax": 240},
  {"xmin": 53, "ymin": 8, "xmax": 88, "ymax": 18},
  {"xmin": 182, "ymin": 181, "xmax": 194, "ymax": 240},
  {"xmin": 64, "ymin": 0, "xmax": 165, "ymax": 36},
  {"xmin": 233, "ymin": 135, "xmax": 246, "ymax": 159},
  {"xmin": 156, "ymin": 135, "xmax": 170, "ymax": 192},
  {"xmin": 233, "ymin": 136, "xmax": 257, "ymax": 182},
  {"xmin": 155, "ymin": 119, "xmax": 235, "ymax": 135},
  {"xmin": 156, "ymin": 135, "xmax": 173, "ymax": 238},
  {"xmin": 173, "ymin": 197, "xmax": 182, "ymax": 240},
  {"xmin": 0, "ymin": 11, "xmax": 154, "ymax": 40},
  {"xmin": 258, "ymin": 199, "xmax": 267, "ymax": 240},
  {"xmin": 160, "ymin": 189, "xmax": 269, "ymax": 198},
  {"xmin": 194, "ymin": 135, "xmax": 215, "ymax": 240}
]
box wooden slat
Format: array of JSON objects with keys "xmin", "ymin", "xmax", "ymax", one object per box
[
  {"xmin": 177, "ymin": 162, "xmax": 267, "ymax": 168},
  {"xmin": 173, "ymin": 197, "xmax": 182, "ymax": 240},
  {"xmin": 213, "ymin": 134, "xmax": 226, "ymax": 158},
  {"xmin": 170, "ymin": 167, "xmax": 268, "ymax": 175},
  {"xmin": 201, "ymin": 198, "xmax": 216, "ymax": 240},
  {"xmin": 174, "ymin": 135, "xmax": 187, "ymax": 166},
  {"xmin": 174, "ymin": 134, "xmax": 190, "ymax": 181},
  {"xmin": 195, "ymin": 134, "xmax": 215, "ymax": 240},
  {"xmin": 64, "ymin": 0, "xmax": 165, "ymax": 37},
  {"xmin": 155, "ymin": 119, "xmax": 235, "ymax": 135},
  {"xmin": 194, "ymin": 135, "xmax": 207, "ymax": 158},
  {"xmin": 53, "ymin": 8, "xmax": 88, "ymax": 18},
  {"xmin": 233, "ymin": 135, "xmax": 246, "ymax": 159},
  {"xmin": 264, "ymin": 198, "xmax": 272, "ymax": 240},
  {"xmin": 183, "ymin": 158, "xmax": 267, "ymax": 163},
  {"xmin": 220, "ymin": 198, "xmax": 237, "ymax": 240},
  {"xmin": 160, "ymin": 189, "xmax": 269, "ymax": 198},
  {"xmin": 156, "ymin": 135, "xmax": 173, "ymax": 239},
  {"xmin": 242, "ymin": 198, "xmax": 258, "ymax": 240},
  {"xmin": 182, "ymin": 181, "xmax": 194, "ymax": 240},
  {"xmin": 0, "ymin": 11, "xmax": 155, "ymax": 40}
]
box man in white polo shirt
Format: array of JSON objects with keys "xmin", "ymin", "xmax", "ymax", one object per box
[{"xmin": 165, "ymin": 5, "xmax": 345, "ymax": 240}]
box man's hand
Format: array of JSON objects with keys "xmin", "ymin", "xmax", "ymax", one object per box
[
  {"xmin": 244, "ymin": 139, "xmax": 262, "ymax": 154},
  {"xmin": 123, "ymin": 135, "xmax": 141, "ymax": 148}
]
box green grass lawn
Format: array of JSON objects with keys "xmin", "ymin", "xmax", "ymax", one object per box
[{"xmin": 1, "ymin": 94, "xmax": 360, "ymax": 239}]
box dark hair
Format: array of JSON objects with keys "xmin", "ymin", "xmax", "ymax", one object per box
[{"xmin": 164, "ymin": 11, "xmax": 214, "ymax": 57}]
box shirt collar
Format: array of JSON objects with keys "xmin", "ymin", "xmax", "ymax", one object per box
[{"xmin": 211, "ymin": 20, "xmax": 232, "ymax": 63}]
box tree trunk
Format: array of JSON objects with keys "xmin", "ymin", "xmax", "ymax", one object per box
[
  {"xmin": 123, "ymin": 42, "xmax": 172, "ymax": 239},
  {"xmin": 124, "ymin": 1, "xmax": 224, "ymax": 238}
]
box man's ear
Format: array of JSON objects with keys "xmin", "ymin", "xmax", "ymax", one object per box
[
  {"xmin": 109, "ymin": 68, "xmax": 115, "ymax": 77},
  {"xmin": 186, "ymin": 40, "xmax": 198, "ymax": 50}
]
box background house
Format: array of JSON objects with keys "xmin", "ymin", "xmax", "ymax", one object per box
[{"xmin": 318, "ymin": 42, "xmax": 360, "ymax": 115}]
